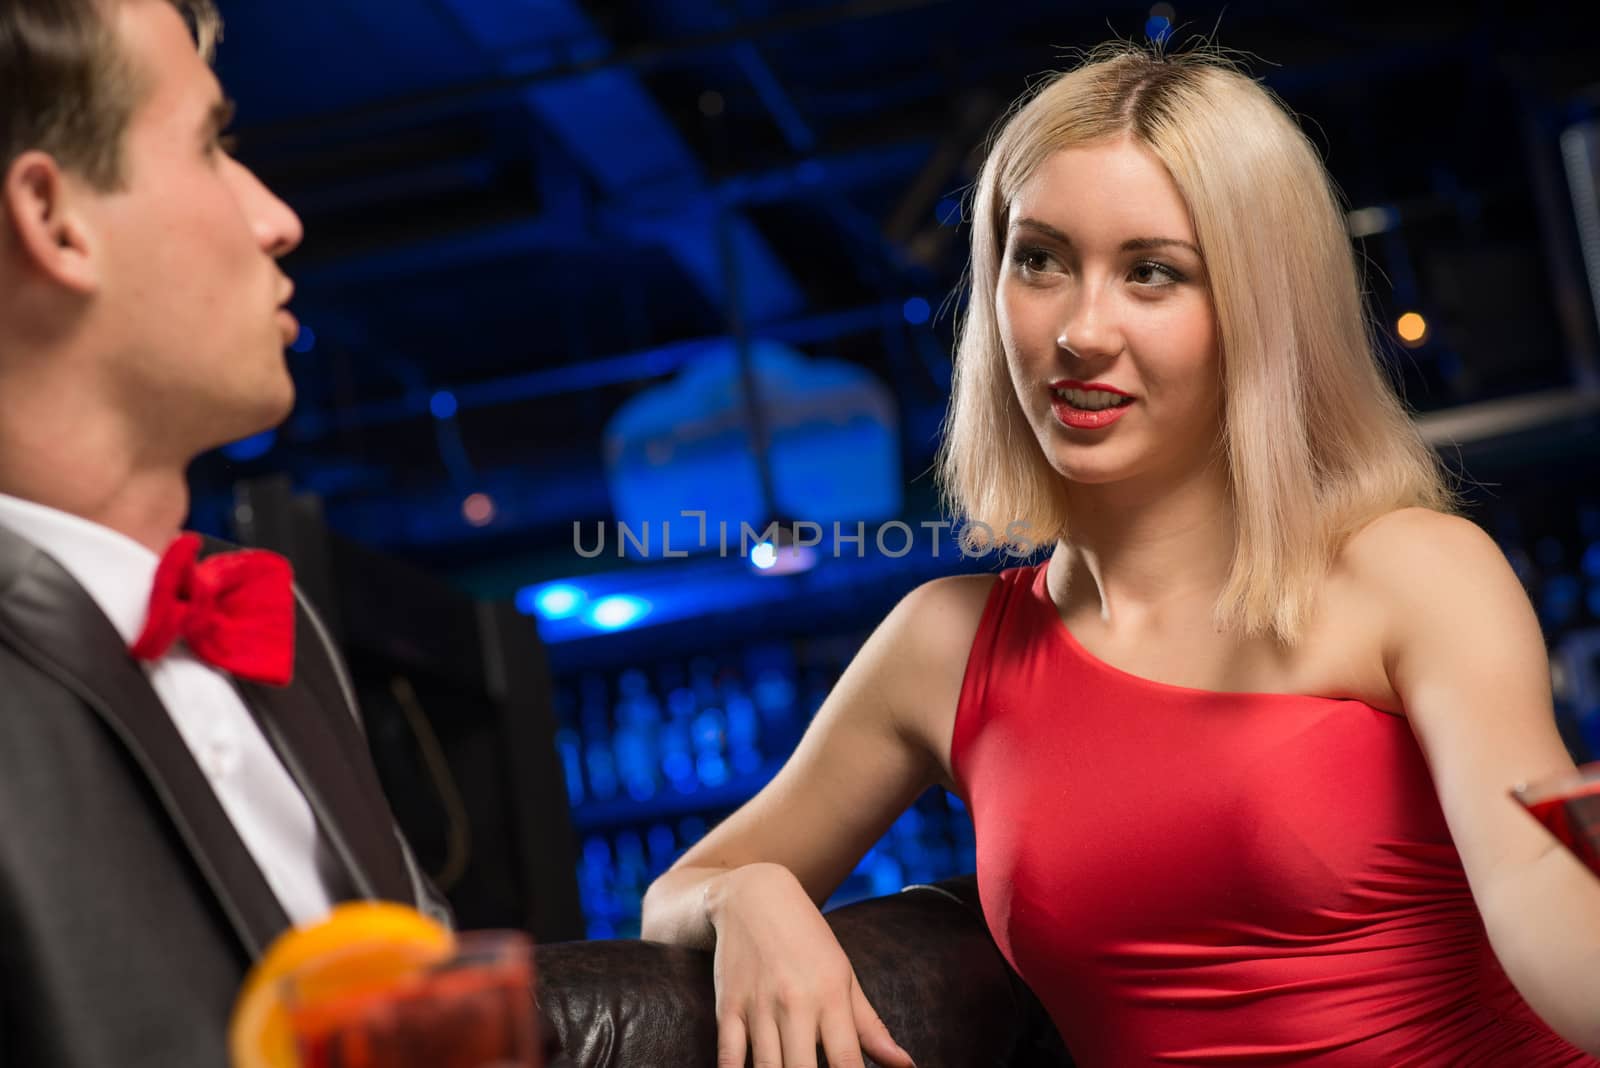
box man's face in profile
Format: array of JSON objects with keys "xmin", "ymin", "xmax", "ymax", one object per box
[{"xmin": 82, "ymin": 0, "xmax": 305, "ymax": 452}]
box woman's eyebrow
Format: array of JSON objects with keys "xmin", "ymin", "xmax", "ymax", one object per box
[{"xmin": 1012, "ymin": 217, "xmax": 1200, "ymax": 257}]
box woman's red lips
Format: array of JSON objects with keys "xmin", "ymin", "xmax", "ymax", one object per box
[
  {"xmin": 1049, "ymin": 379, "xmax": 1136, "ymax": 430},
  {"xmin": 1050, "ymin": 379, "xmax": 1132, "ymax": 397}
]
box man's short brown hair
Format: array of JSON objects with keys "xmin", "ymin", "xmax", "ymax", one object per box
[{"xmin": 0, "ymin": 0, "xmax": 222, "ymax": 191}]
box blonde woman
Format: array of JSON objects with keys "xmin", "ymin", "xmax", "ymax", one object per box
[{"xmin": 642, "ymin": 43, "xmax": 1600, "ymax": 1067}]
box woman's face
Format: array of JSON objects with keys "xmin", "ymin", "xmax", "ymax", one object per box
[{"xmin": 997, "ymin": 137, "xmax": 1221, "ymax": 490}]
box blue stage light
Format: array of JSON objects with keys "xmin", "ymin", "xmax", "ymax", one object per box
[
  {"xmin": 517, "ymin": 582, "xmax": 587, "ymax": 620},
  {"xmin": 290, "ymin": 324, "xmax": 317, "ymax": 353},
  {"xmin": 696, "ymin": 751, "xmax": 729, "ymax": 788},
  {"xmin": 902, "ymin": 296, "xmax": 931, "ymax": 326},
  {"xmin": 868, "ymin": 853, "xmax": 904, "ymax": 896},
  {"xmin": 556, "ymin": 728, "xmax": 584, "ymax": 806},
  {"xmin": 538, "ymin": 584, "xmax": 583, "ymax": 617},
  {"xmin": 222, "ymin": 429, "xmax": 276, "ymax": 461},
  {"xmin": 935, "ymin": 195, "xmax": 962, "ymax": 226},
  {"xmin": 663, "ymin": 749, "xmax": 694, "ymax": 786},
  {"xmin": 585, "ymin": 747, "xmax": 618, "ymax": 800},
  {"xmin": 647, "ymin": 824, "xmax": 676, "ymax": 865},
  {"xmin": 587, "ymin": 594, "xmax": 651, "ymax": 631},
  {"xmin": 751, "ymin": 540, "xmax": 777, "ymax": 569},
  {"xmin": 1145, "ymin": 14, "xmax": 1173, "ymax": 44},
  {"xmin": 430, "ymin": 390, "xmax": 459, "ymax": 420}
]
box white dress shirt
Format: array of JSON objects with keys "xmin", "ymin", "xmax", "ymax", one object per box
[{"xmin": 0, "ymin": 492, "xmax": 339, "ymax": 926}]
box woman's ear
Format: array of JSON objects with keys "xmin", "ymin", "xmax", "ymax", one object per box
[{"xmin": 3, "ymin": 151, "xmax": 100, "ymax": 294}]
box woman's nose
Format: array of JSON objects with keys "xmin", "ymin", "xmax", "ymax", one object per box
[{"xmin": 1056, "ymin": 289, "xmax": 1121, "ymax": 363}]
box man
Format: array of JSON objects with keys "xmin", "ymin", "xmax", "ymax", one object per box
[{"xmin": 0, "ymin": 1, "xmax": 445, "ymax": 1064}]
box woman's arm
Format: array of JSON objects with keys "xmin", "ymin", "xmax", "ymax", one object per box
[
  {"xmin": 641, "ymin": 573, "xmax": 990, "ymax": 935},
  {"xmin": 1353, "ymin": 508, "xmax": 1600, "ymax": 1054},
  {"xmin": 640, "ymin": 574, "xmax": 995, "ymax": 1068}
]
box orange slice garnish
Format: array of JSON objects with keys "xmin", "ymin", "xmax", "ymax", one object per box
[{"xmin": 228, "ymin": 902, "xmax": 454, "ymax": 1068}]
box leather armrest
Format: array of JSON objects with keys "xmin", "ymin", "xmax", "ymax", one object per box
[{"xmin": 535, "ymin": 875, "xmax": 1072, "ymax": 1068}]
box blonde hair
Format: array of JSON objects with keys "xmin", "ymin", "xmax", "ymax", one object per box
[{"xmin": 937, "ymin": 42, "xmax": 1456, "ymax": 645}]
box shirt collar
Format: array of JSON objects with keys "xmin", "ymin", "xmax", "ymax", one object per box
[{"xmin": 0, "ymin": 492, "xmax": 163, "ymax": 646}]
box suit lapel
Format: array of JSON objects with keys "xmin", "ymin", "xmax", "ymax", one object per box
[
  {"xmin": 0, "ymin": 527, "xmax": 289, "ymax": 958},
  {"xmin": 199, "ymin": 535, "xmax": 415, "ymax": 906},
  {"xmin": 234, "ymin": 671, "xmax": 415, "ymax": 905}
]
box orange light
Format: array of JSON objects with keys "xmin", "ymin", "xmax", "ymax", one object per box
[
  {"xmin": 462, "ymin": 493, "xmax": 496, "ymax": 527},
  {"xmin": 1397, "ymin": 311, "xmax": 1427, "ymax": 346}
]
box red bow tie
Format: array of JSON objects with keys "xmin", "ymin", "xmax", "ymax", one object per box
[{"xmin": 129, "ymin": 533, "xmax": 296, "ymax": 686}]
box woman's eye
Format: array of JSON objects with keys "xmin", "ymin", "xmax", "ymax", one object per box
[
  {"xmin": 1130, "ymin": 261, "xmax": 1182, "ymax": 286},
  {"xmin": 1013, "ymin": 247, "xmax": 1056, "ymax": 274}
]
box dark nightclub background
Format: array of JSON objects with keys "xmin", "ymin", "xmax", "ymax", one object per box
[{"xmin": 193, "ymin": 1, "xmax": 1600, "ymax": 941}]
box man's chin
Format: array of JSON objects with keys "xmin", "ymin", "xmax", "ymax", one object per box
[
  {"xmin": 210, "ymin": 386, "xmax": 294, "ymax": 456},
  {"xmin": 258, "ymin": 368, "xmax": 297, "ymax": 424}
]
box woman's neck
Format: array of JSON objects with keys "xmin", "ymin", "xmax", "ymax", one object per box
[{"xmin": 1052, "ymin": 458, "xmax": 1235, "ymax": 629}]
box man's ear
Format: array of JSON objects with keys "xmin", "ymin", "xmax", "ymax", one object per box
[{"xmin": 2, "ymin": 151, "xmax": 99, "ymax": 294}]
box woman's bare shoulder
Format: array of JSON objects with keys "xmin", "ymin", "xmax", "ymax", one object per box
[
  {"xmin": 865, "ymin": 572, "xmax": 1003, "ymax": 785},
  {"xmin": 889, "ymin": 572, "xmax": 1003, "ymax": 660},
  {"xmin": 1336, "ymin": 507, "xmax": 1505, "ymax": 596},
  {"xmin": 1323, "ymin": 508, "xmax": 1518, "ymax": 707}
]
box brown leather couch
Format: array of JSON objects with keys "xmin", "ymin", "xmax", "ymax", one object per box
[{"xmin": 535, "ymin": 875, "xmax": 1073, "ymax": 1067}]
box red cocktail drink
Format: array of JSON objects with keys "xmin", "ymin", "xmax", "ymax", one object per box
[{"xmin": 1512, "ymin": 764, "xmax": 1600, "ymax": 878}]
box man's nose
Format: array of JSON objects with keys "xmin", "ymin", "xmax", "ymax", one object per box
[{"xmin": 234, "ymin": 159, "xmax": 303, "ymax": 258}]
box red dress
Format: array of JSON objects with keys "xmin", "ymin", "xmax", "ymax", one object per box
[{"xmin": 950, "ymin": 561, "xmax": 1598, "ymax": 1066}]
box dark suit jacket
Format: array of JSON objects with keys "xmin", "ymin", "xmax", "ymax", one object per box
[{"xmin": 0, "ymin": 524, "xmax": 444, "ymax": 1067}]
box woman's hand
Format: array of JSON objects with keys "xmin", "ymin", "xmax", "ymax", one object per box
[{"xmin": 709, "ymin": 863, "xmax": 917, "ymax": 1068}]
